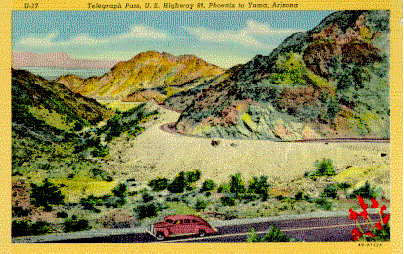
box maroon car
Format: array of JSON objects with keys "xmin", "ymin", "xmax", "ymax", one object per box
[{"xmin": 148, "ymin": 215, "xmax": 218, "ymax": 241}]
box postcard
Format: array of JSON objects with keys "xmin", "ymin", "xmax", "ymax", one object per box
[{"xmin": 4, "ymin": 0, "xmax": 403, "ymax": 253}]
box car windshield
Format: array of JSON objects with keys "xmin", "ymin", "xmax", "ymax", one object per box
[{"xmin": 166, "ymin": 219, "xmax": 173, "ymax": 223}]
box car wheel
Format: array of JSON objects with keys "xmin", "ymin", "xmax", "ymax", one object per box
[
  {"xmin": 198, "ymin": 230, "xmax": 206, "ymax": 237},
  {"xmin": 156, "ymin": 232, "xmax": 165, "ymax": 241}
]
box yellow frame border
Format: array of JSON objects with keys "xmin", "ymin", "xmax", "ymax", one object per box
[{"xmin": 2, "ymin": 0, "xmax": 402, "ymax": 253}]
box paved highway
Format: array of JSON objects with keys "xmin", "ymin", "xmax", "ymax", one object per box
[{"xmin": 46, "ymin": 214, "xmax": 381, "ymax": 243}]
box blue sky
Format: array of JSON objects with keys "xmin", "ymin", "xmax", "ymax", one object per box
[{"xmin": 13, "ymin": 11, "xmax": 334, "ymax": 69}]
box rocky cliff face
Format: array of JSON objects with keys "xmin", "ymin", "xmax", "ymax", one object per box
[
  {"xmin": 173, "ymin": 10, "xmax": 390, "ymax": 140},
  {"xmin": 56, "ymin": 51, "xmax": 224, "ymax": 101}
]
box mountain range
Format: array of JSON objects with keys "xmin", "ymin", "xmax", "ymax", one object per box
[
  {"xmin": 55, "ymin": 51, "xmax": 224, "ymax": 102},
  {"xmin": 169, "ymin": 10, "xmax": 390, "ymax": 140}
]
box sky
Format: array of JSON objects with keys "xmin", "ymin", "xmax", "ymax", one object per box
[{"xmin": 13, "ymin": 11, "xmax": 334, "ymax": 69}]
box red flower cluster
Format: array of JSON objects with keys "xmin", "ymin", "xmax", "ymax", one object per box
[{"xmin": 349, "ymin": 195, "xmax": 390, "ymax": 241}]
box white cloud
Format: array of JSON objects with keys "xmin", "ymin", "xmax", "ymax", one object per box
[
  {"xmin": 121, "ymin": 25, "xmax": 168, "ymax": 40},
  {"xmin": 185, "ymin": 20, "xmax": 301, "ymax": 48},
  {"xmin": 17, "ymin": 25, "xmax": 168, "ymax": 47},
  {"xmin": 20, "ymin": 33, "xmax": 58, "ymax": 46}
]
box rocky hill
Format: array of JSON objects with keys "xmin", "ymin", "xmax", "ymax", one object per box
[
  {"xmin": 12, "ymin": 69, "xmax": 113, "ymax": 141},
  {"xmin": 56, "ymin": 51, "xmax": 224, "ymax": 102},
  {"xmin": 172, "ymin": 10, "xmax": 390, "ymax": 140}
]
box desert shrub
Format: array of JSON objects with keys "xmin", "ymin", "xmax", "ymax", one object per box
[
  {"xmin": 229, "ymin": 172, "xmax": 246, "ymax": 197},
  {"xmin": 294, "ymin": 191, "xmax": 304, "ymax": 201},
  {"xmin": 349, "ymin": 181, "xmax": 375, "ymax": 199},
  {"xmin": 80, "ymin": 195, "xmax": 103, "ymax": 212},
  {"xmin": 261, "ymin": 226, "xmax": 292, "ymax": 242},
  {"xmin": 91, "ymin": 168, "xmax": 113, "ymax": 182},
  {"xmin": 247, "ymin": 176, "xmax": 270, "ymax": 201},
  {"xmin": 104, "ymin": 196, "xmax": 126, "ymax": 208},
  {"xmin": 92, "ymin": 146, "xmax": 109, "ymax": 158},
  {"xmin": 148, "ymin": 177, "xmax": 169, "ymax": 192},
  {"xmin": 195, "ymin": 199, "xmax": 207, "ymax": 211},
  {"xmin": 247, "ymin": 227, "xmax": 261, "ymax": 242},
  {"xmin": 135, "ymin": 203, "xmax": 158, "ymax": 220},
  {"xmin": 315, "ymin": 198, "xmax": 332, "ymax": 210},
  {"xmin": 275, "ymin": 195, "xmax": 285, "ymax": 201},
  {"xmin": 167, "ymin": 171, "xmax": 187, "ymax": 193},
  {"xmin": 30, "ymin": 220, "xmax": 54, "ymax": 235},
  {"xmin": 201, "ymin": 179, "xmax": 216, "ymax": 192},
  {"xmin": 247, "ymin": 226, "xmax": 292, "ymax": 242},
  {"xmin": 220, "ymin": 196, "xmax": 236, "ymax": 206},
  {"xmin": 12, "ymin": 206, "xmax": 31, "ymax": 217},
  {"xmin": 30, "ymin": 178, "xmax": 65, "ymax": 210},
  {"xmin": 321, "ymin": 184, "xmax": 338, "ymax": 199},
  {"xmin": 337, "ymin": 182, "xmax": 351, "ymax": 190},
  {"xmin": 13, "ymin": 220, "xmax": 54, "ymax": 237},
  {"xmin": 186, "ymin": 169, "xmax": 201, "ymax": 183},
  {"xmin": 313, "ymin": 158, "xmax": 335, "ymax": 177},
  {"xmin": 56, "ymin": 211, "xmax": 68, "ymax": 218},
  {"xmin": 217, "ymin": 183, "xmax": 230, "ymax": 193},
  {"xmin": 64, "ymin": 215, "xmax": 91, "ymax": 232},
  {"xmin": 12, "ymin": 220, "xmax": 31, "ymax": 237},
  {"xmin": 112, "ymin": 183, "xmax": 127, "ymax": 199},
  {"xmin": 141, "ymin": 192, "xmax": 154, "ymax": 203},
  {"xmin": 240, "ymin": 193, "xmax": 259, "ymax": 203}
]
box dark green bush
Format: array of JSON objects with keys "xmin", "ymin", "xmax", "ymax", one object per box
[
  {"xmin": 313, "ymin": 159, "xmax": 335, "ymax": 177},
  {"xmin": 217, "ymin": 183, "xmax": 229, "ymax": 193},
  {"xmin": 30, "ymin": 220, "xmax": 54, "ymax": 235},
  {"xmin": 247, "ymin": 226, "xmax": 292, "ymax": 242},
  {"xmin": 220, "ymin": 196, "xmax": 236, "ymax": 206},
  {"xmin": 186, "ymin": 169, "xmax": 201, "ymax": 183},
  {"xmin": 112, "ymin": 183, "xmax": 127, "ymax": 199},
  {"xmin": 294, "ymin": 191, "xmax": 304, "ymax": 201},
  {"xmin": 350, "ymin": 181, "xmax": 375, "ymax": 199},
  {"xmin": 12, "ymin": 220, "xmax": 31, "ymax": 237},
  {"xmin": 30, "ymin": 178, "xmax": 65, "ymax": 210},
  {"xmin": 64, "ymin": 215, "xmax": 91, "ymax": 232},
  {"xmin": 321, "ymin": 185, "xmax": 338, "ymax": 199},
  {"xmin": 92, "ymin": 146, "xmax": 109, "ymax": 158},
  {"xmin": 275, "ymin": 195, "xmax": 285, "ymax": 201},
  {"xmin": 195, "ymin": 199, "xmax": 207, "ymax": 211},
  {"xmin": 56, "ymin": 211, "xmax": 68, "ymax": 218},
  {"xmin": 315, "ymin": 198, "xmax": 332, "ymax": 210},
  {"xmin": 167, "ymin": 172, "xmax": 187, "ymax": 193},
  {"xmin": 80, "ymin": 195, "xmax": 103, "ymax": 212},
  {"xmin": 142, "ymin": 192, "xmax": 154, "ymax": 203},
  {"xmin": 201, "ymin": 179, "xmax": 216, "ymax": 192},
  {"xmin": 261, "ymin": 226, "xmax": 292, "ymax": 242},
  {"xmin": 240, "ymin": 193, "xmax": 259, "ymax": 203},
  {"xmin": 135, "ymin": 203, "xmax": 158, "ymax": 220},
  {"xmin": 229, "ymin": 173, "xmax": 246, "ymax": 197},
  {"xmin": 12, "ymin": 220, "xmax": 54, "ymax": 237},
  {"xmin": 247, "ymin": 176, "xmax": 270, "ymax": 200},
  {"xmin": 337, "ymin": 182, "xmax": 351, "ymax": 190},
  {"xmin": 148, "ymin": 177, "xmax": 169, "ymax": 192},
  {"xmin": 12, "ymin": 206, "xmax": 31, "ymax": 217}
]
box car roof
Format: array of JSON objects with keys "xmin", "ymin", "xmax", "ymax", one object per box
[{"xmin": 164, "ymin": 215, "xmax": 202, "ymax": 220}]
